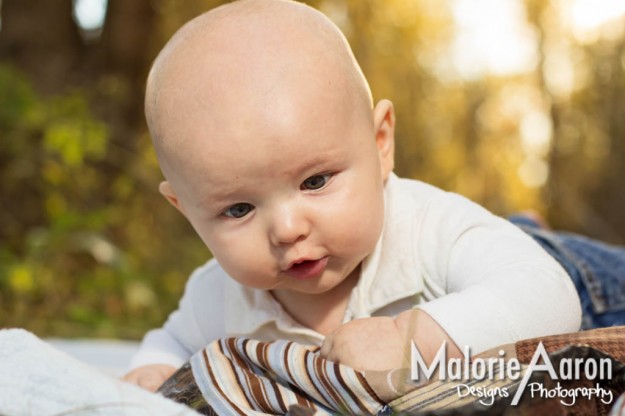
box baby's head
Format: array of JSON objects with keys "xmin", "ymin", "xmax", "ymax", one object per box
[{"xmin": 146, "ymin": 0, "xmax": 395, "ymax": 299}]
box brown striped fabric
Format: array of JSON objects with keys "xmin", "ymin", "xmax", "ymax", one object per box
[
  {"xmin": 188, "ymin": 338, "xmax": 386, "ymax": 415},
  {"xmin": 158, "ymin": 327, "xmax": 625, "ymax": 415}
]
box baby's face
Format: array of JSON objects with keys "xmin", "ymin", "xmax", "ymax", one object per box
[
  {"xmin": 162, "ymin": 90, "xmax": 394, "ymax": 297},
  {"xmin": 151, "ymin": 0, "xmax": 395, "ymax": 299}
]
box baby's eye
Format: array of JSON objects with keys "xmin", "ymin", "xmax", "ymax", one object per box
[
  {"xmin": 223, "ymin": 203, "xmax": 254, "ymax": 218},
  {"xmin": 301, "ymin": 173, "xmax": 332, "ymax": 191}
]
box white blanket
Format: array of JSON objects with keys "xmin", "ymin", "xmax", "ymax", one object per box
[{"xmin": 0, "ymin": 329, "xmax": 199, "ymax": 416}]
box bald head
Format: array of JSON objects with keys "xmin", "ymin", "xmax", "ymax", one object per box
[{"xmin": 145, "ymin": 0, "xmax": 373, "ymax": 180}]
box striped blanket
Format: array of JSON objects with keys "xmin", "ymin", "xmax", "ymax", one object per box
[
  {"xmin": 193, "ymin": 338, "xmax": 384, "ymax": 415},
  {"xmin": 158, "ymin": 327, "xmax": 625, "ymax": 415}
]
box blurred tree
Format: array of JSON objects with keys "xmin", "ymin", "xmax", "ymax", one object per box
[
  {"xmin": 525, "ymin": 0, "xmax": 625, "ymax": 243},
  {"xmin": 0, "ymin": 0, "xmax": 209, "ymax": 338}
]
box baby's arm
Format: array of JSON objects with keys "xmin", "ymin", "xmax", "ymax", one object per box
[
  {"xmin": 414, "ymin": 192, "xmax": 581, "ymax": 354},
  {"xmin": 123, "ymin": 260, "xmax": 227, "ymax": 390},
  {"xmin": 323, "ymin": 190, "xmax": 582, "ymax": 371},
  {"xmin": 320, "ymin": 309, "xmax": 462, "ymax": 372}
]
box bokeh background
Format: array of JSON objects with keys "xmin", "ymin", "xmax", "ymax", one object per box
[{"xmin": 1, "ymin": 0, "xmax": 624, "ymax": 340}]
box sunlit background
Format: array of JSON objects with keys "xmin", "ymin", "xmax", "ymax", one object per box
[{"xmin": 1, "ymin": 0, "xmax": 624, "ymax": 339}]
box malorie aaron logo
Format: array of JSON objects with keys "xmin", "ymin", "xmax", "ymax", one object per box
[{"xmin": 411, "ymin": 342, "xmax": 615, "ymax": 407}]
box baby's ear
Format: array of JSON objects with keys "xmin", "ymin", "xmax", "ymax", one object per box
[
  {"xmin": 159, "ymin": 181, "xmax": 187, "ymax": 216},
  {"xmin": 373, "ymin": 99, "xmax": 395, "ymax": 182}
]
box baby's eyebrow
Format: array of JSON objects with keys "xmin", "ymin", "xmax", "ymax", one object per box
[
  {"xmin": 280, "ymin": 150, "xmax": 344, "ymax": 177},
  {"xmin": 296, "ymin": 156, "xmax": 334, "ymax": 174},
  {"xmin": 196, "ymin": 184, "xmax": 245, "ymax": 209}
]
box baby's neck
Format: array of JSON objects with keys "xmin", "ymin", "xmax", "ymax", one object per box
[{"xmin": 271, "ymin": 267, "xmax": 360, "ymax": 336}]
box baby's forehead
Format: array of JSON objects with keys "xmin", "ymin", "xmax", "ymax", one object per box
[
  {"xmin": 178, "ymin": 124, "xmax": 366, "ymax": 206},
  {"xmin": 165, "ymin": 90, "xmax": 372, "ymax": 194}
]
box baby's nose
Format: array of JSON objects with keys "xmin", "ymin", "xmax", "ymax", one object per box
[{"xmin": 269, "ymin": 204, "xmax": 310, "ymax": 246}]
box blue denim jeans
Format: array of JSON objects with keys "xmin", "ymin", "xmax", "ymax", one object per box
[{"xmin": 509, "ymin": 216, "xmax": 625, "ymax": 329}]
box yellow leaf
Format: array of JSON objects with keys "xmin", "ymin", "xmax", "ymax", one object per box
[{"xmin": 9, "ymin": 265, "xmax": 34, "ymax": 294}]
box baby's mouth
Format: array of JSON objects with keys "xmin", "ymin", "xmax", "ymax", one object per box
[{"xmin": 285, "ymin": 257, "xmax": 328, "ymax": 280}]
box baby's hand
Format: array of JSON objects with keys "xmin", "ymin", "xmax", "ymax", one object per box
[
  {"xmin": 319, "ymin": 310, "xmax": 462, "ymax": 372},
  {"xmin": 319, "ymin": 317, "xmax": 410, "ymax": 371},
  {"xmin": 122, "ymin": 364, "xmax": 177, "ymax": 392}
]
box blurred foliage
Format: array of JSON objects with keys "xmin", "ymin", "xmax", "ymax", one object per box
[
  {"xmin": 0, "ymin": 63, "xmax": 208, "ymax": 338},
  {"xmin": 0, "ymin": 0, "xmax": 624, "ymax": 339}
]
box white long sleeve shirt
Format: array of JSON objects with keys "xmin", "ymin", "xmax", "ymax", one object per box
[{"xmin": 130, "ymin": 174, "xmax": 581, "ymax": 369}]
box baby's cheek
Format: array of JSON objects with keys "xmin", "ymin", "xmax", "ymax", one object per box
[
  {"xmin": 209, "ymin": 234, "xmax": 274, "ymax": 288},
  {"xmin": 326, "ymin": 195, "xmax": 383, "ymax": 256}
]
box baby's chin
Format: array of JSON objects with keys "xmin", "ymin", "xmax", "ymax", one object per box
[{"xmin": 285, "ymin": 271, "xmax": 360, "ymax": 295}]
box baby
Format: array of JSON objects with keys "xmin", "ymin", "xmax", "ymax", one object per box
[{"xmin": 123, "ymin": 0, "xmax": 584, "ymax": 391}]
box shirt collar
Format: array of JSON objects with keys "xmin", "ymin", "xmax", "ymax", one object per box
[{"xmin": 347, "ymin": 172, "xmax": 424, "ymax": 318}]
